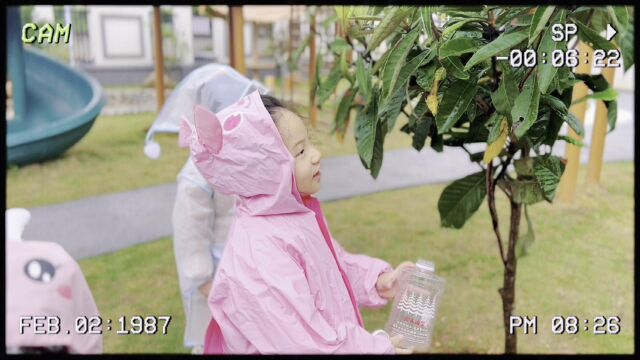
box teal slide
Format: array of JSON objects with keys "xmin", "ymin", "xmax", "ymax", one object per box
[{"xmin": 6, "ymin": 6, "xmax": 105, "ymax": 166}]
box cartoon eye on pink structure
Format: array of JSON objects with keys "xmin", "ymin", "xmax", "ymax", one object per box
[{"xmin": 5, "ymin": 209, "xmax": 103, "ymax": 354}]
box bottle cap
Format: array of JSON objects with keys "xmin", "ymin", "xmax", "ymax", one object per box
[{"xmin": 416, "ymin": 259, "xmax": 435, "ymax": 272}]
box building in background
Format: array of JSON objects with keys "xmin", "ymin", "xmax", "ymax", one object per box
[{"xmin": 24, "ymin": 5, "xmax": 311, "ymax": 87}]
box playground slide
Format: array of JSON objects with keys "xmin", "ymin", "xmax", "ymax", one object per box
[{"xmin": 6, "ymin": 46, "xmax": 105, "ymax": 166}]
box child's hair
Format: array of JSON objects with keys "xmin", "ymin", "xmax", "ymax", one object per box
[
  {"xmin": 259, "ymin": 94, "xmax": 305, "ymax": 126},
  {"xmin": 260, "ymin": 94, "xmax": 286, "ymax": 119}
]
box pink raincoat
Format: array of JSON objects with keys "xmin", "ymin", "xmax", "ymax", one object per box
[{"xmin": 180, "ymin": 90, "xmax": 396, "ymax": 354}]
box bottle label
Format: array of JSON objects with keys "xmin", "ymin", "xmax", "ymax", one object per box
[{"xmin": 390, "ymin": 286, "xmax": 439, "ymax": 345}]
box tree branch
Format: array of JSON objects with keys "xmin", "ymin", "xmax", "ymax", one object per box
[
  {"xmin": 518, "ymin": 67, "xmax": 535, "ymax": 91},
  {"xmin": 487, "ymin": 163, "xmax": 507, "ymax": 266},
  {"xmin": 496, "ymin": 154, "xmax": 514, "ymax": 180},
  {"xmin": 518, "ymin": 30, "xmax": 545, "ymax": 91},
  {"xmin": 461, "ymin": 145, "xmax": 486, "ymax": 171}
]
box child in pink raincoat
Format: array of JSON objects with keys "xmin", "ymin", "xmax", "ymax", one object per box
[{"xmin": 180, "ymin": 91, "xmax": 414, "ymax": 354}]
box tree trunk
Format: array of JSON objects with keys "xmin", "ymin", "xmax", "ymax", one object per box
[{"xmin": 500, "ymin": 199, "xmax": 522, "ymax": 353}]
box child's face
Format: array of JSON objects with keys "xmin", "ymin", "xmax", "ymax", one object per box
[{"xmin": 274, "ymin": 108, "xmax": 322, "ymax": 196}]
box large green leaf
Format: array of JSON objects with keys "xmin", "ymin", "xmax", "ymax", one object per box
[
  {"xmin": 355, "ymin": 57, "xmax": 371, "ymax": 100},
  {"xmin": 355, "ymin": 91, "xmax": 379, "ymax": 167},
  {"xmin": 487, "ymin": 115, "xmax": 507, "ymax": 145},
  {"xmin": 391, "ymin": 49, "xmax": 434, "ymax": 97},
  {"xmin": 617, "ymin": 19, "xmax": 634, "ymax": 71},
  {"xmin": 330, "ymin": 38, "xmax": 352, "ymax": 54},
  {"xmin": 372, "ymin": 46, "xmax": 392, "ymax": 74},
  {"xmin": 526, "ymin": 106, "xmax": 552, "ymax": 147},
  {"xmin": 511, "ymin": 179, "xmax": 546, "ymax": 205},
  {"xmin": 573, "ymin": 87, "xmax": 619, "ymax": 104},
  {"xmin": 528, "ymin": 6, "xmax": 555, "ymax": 45},
  {"xmin": 317, "ymin": 60, "xmax": 343, "ymax": 106},
  {"xmin": 542, "ymin": 88, "xmax": 572, "ymax": 146},
  {"xmin": 441, "ymin": 56, "xmax": 469, "ymax": 80},
  {"xmin": 514, "ymin": 158, "xmax": 534, "ymax": 177},
  {"xmin": 430, "ymin": 127, "xmax": 444, "ymax": 152},
  {"xmin": 464, "ymin": 29, "xmax": 528, "ymax": 70},
  {"xmin": 408, "ymin": 94, "xmax": 428, "ymax": 127},
  {"xmin": 416, "ymin": 63, "xmax": 437, "ymax": 90},
  {"xmin": 441, "ymin": 17, "xmax": 485, "ymax": 40},
  {"xmin": 379, "ymin": 84, "xmax": 406, "ymax": 132},
  {"xmin": 554, "ymin": 67, "xmax": 578, "ymax": 95},
  {"xmin": 412, "ymin": 115, "xmax": 433, "ymax": 151},
  {"xmin": 607, "ymin": 6, "xmax": 629, "ymax": 30},
  {"xmin": 575, "ymin": 73, "xmax": 610, "ymax": 93},
  {"xmin": 340, "ymin": 51, "xmax": 350, "ymax": 80},
  {"xmin": 334, "ymin": 88, "xmax": 357, "ymax": 142},
  {"xmin": 540, "ymin": 94, "xmax": 584, "ymax": 137},
  {"xmin": 512, "ymin": 74, "xmax": 540, "ymax": 138},
  {"xmin": 421, "ymin": 7, "xmax": 435, "ymax": 43},
  {"xmin": 512, "ymin": 14, "xmax": 534, "ymax": 27},
  {"xmin": 573, "ymin": 18, "xmax": 616, "ymax": 52},
  {"xmin": 491, "ymin": 62, "xmax": 518, "ymax": 117},
  {"xmin": 438, "ymin": 37, "xmax": 483, "ymax": 58},
  {"xmin": 496, "ymin": 7, "xmax": 532, "ymax": 28},
  {"xmin": 435, "ymin": 75, "xmax": 478, "ymax": 134},
  {"xmin": 370, "ymin": 116, "xmax": 388, "ymax": 179},
  {"xmin": 349, "ymin": 14, "xmax": 383, "ymax": 21},
  {"xmin": 537, "ymin": 10, "xmax": 566, "ymax": 94},
  {"xmin": 574, "ymin": 73, "xmax": 619, "ymax": 132},
  {"xmin": 606, "ymin": 100, "xmax": 618, "ymax": 133},
  {"xmin": 557, "ymin": 135, "xmax": 585, "ymax": 147},
  {"xmin": 516, "ymin": 205, "xmax": 535, "ymax": 258},
  {"xmin": 438, "ymin": 171, "xmax": 487, "ymax": 229},
  {"xmin": 382, "ymin": 26, "xmax": 421, "ymax": 100},
  {"xmin": 532, "ymin": 155, "xmax": 566, "ymax": 202},
  {"xmin": 368, "ymin": 7, "xmax": 412, "ymax": 52},
  {"xmin": 407, "ymin": 95, "xmax": 431, "ymax": 151}
]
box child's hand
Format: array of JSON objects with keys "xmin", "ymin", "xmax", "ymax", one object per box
[
  {"xmin": 376, "ymin": 261, "xmax": 415, "ymax": 300},
  {"xmin": 390, "ymin": 334, "xmax": 414, "ymax": 354},
  {"xmin": 373, "ymin": 330, "xmax": 414, "ymax": 354}
]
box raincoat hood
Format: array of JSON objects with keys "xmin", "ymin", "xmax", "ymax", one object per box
[{"xmin": 180, "ymin": 90, "xmax": 308, "ymax": 216}]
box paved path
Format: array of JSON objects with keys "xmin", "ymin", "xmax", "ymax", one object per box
[{"xmin": 21, "ymin": 92, "xmax": 634, "ymax": 260}]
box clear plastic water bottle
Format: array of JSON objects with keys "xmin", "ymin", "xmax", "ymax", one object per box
[{"xmin": 385, "ymin": 259, "xmax": 445, "ymax": 352}]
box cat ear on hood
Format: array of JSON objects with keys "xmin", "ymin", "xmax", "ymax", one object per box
[
  {"xmin": 178, "ymin": 115, "xmax": 193, "ymax": 148},
  {"xmin": 194, "ymin": 105, "xmax": 223, "ymax": 155}
]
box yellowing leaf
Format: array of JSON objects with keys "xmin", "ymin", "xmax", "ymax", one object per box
[
  {"xmin": 426, "ymin": 67, "xmax": 446, "ymax": 116},
  {"xmin": 483, "ymin": 117, "xmax": 508, "ymax": 164},
  {"xmin": 426, "ymin": 94, "xmax": 439, "ymax": 116}
]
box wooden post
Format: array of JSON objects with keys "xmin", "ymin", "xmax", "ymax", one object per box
[
  {"xmin": 265, "ymin": 75, "xmax": 276, "ymax": 92},
  {"xmin": 557, "ymin": 42, "xmax": 592, "ymax": 203},
  {"xmin": 308, "ymin": 12, "xmax": 318, "ymax": 128},
  {"xmin": 251, "ymin": 21, "xmax": 259, "ymax": 79},
  {"xmin": 287, "ymin": 6, "xmax": 295, "ymax": 102},
  {"xmin": 586, "ymin": 67, "xmax": 616, "ymax": 186},
  {"xmin": 153, "ymin": 6, "xmax": 165, "ymax": 111},
  {"xmin": 228, "ymin": 6, "xmax": 246, "ymax": 75}
]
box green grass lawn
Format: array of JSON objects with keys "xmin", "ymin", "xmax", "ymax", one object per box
[
  {"xmin": 7, "ymin": 80, "xmax": 411, "ymax": 208},
  {"xmin": 78, "ymin": 161, "xmax": 634, "ymax": 354}
]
